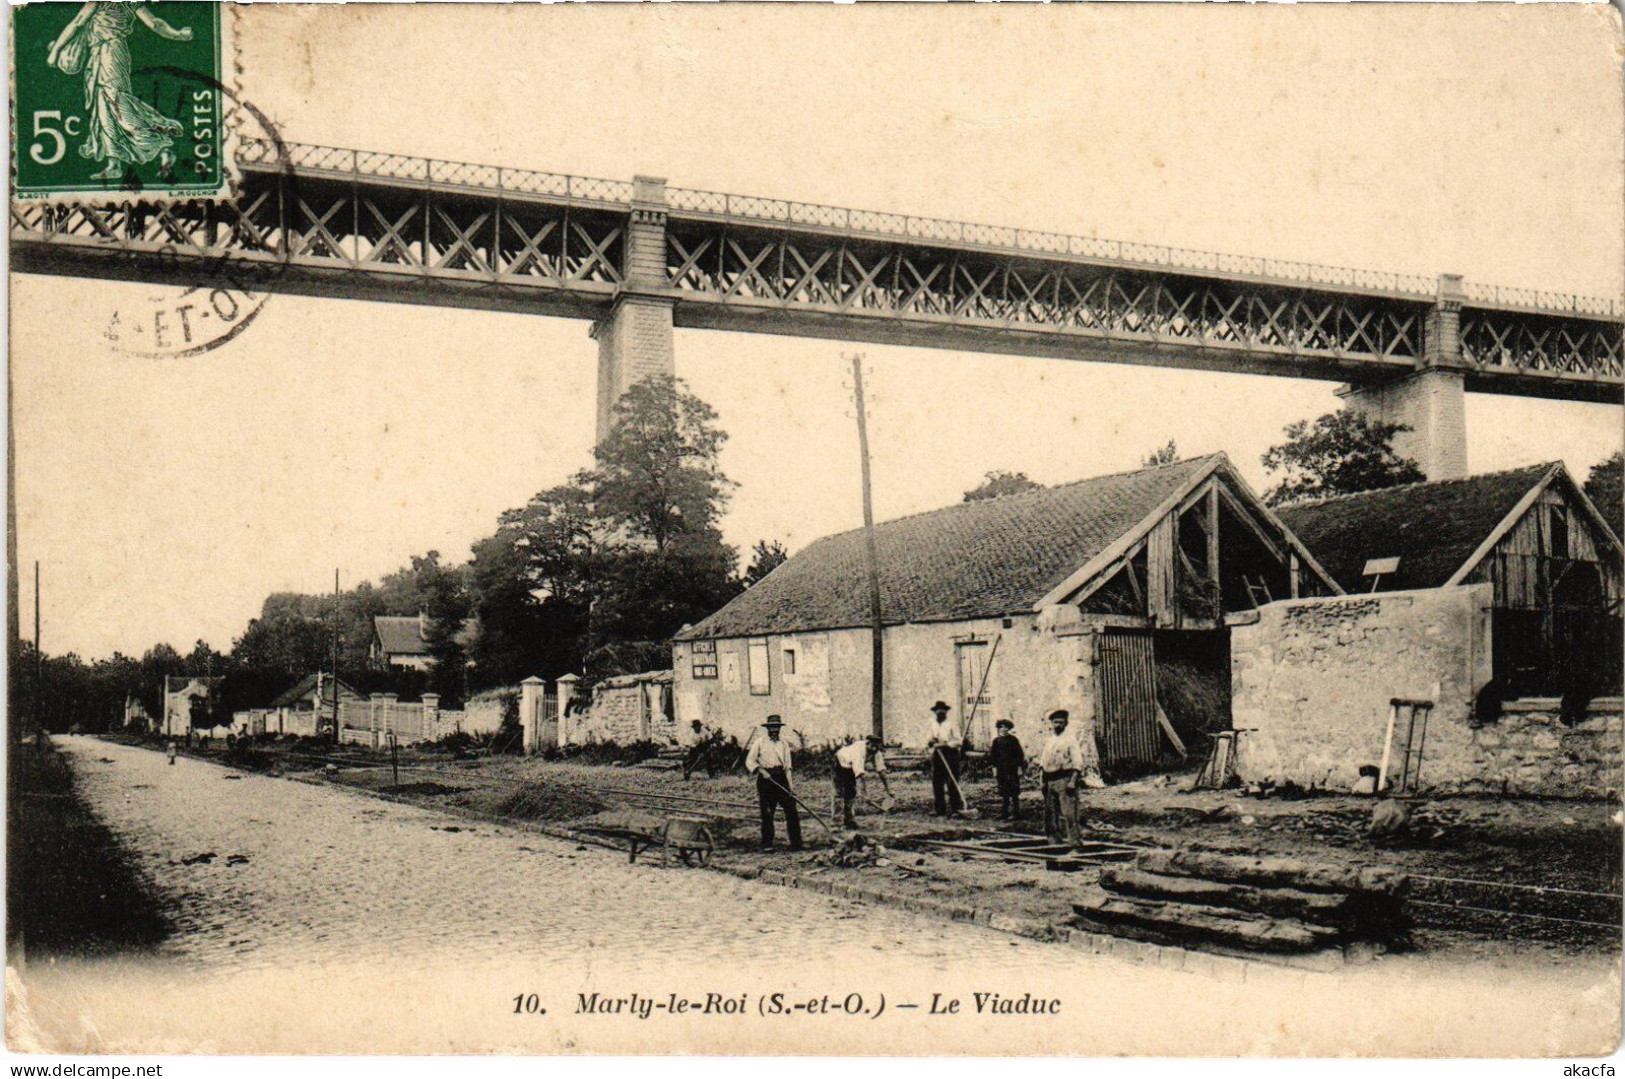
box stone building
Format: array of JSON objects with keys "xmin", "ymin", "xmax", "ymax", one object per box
[
  {"xmin": 672, "ymin": 454, "xmax": 1337, "ymax": 768},
  {"xmin": 1237, "ymin": 463, "xmax": 1623, "ymax": 796}
]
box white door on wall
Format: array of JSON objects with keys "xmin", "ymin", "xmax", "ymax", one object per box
[{"xmin": 956, "ymin": 642, "xmax": 994, "ymax": 748}]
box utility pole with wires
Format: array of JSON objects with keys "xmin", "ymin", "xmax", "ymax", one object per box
[
  {"xmin": 848, "ymin": 354, "xmax": 885, "ymax": 741},
  {"xmin": 330, "ymin": 568, "xmax": 341, "ymax": 744},
  {"xmin": 34, "ymin": 560, "xmax": 42, "ymax": 737}
]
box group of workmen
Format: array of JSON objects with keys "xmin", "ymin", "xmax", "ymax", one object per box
[{"xmin": 717, "ymin": 700, "xmax": 1103, "ymax": 852}]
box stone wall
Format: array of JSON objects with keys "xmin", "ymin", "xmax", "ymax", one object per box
[
  {"xmin": 1234, "ymin": 585, "xmax": 1494, "ymax": 791},
  {"xmin": 569, "ymin": 671, "xmax": 675, "ymax": 746},
  {"xmin": 1462, "ymin": 698, "xmax": 1623, "ymax": 799}
]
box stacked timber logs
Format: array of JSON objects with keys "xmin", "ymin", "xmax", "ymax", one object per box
[{"xmin": 1073, "ymin": 850, "xmax": 1410, "ymax": 955}]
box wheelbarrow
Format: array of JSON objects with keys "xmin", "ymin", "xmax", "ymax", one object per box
[{"xmin": 580, "ymin": 814, "xmax": 717, "ymax": 868}]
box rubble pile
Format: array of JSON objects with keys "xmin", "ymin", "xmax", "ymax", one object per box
[{"xmin": 1073, "ymin": 848, "xmax": 1410, "ymax": 955}]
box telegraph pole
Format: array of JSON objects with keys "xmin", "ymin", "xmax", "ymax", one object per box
[
  {"xmin": 33, "ymin": 561, "xmax": 41, "ymax": 736},
  {"xmin": 331, "ymin": 568, "xmax": 341, "ymax": 744},
  {"xmin": 849, "ymin": 355, "xmax": 885, "ymax": 741}
]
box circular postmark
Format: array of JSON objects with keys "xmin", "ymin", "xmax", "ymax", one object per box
[{"xmin": 98, "ymin": 70, "xmax": 296, "ymax": 360}]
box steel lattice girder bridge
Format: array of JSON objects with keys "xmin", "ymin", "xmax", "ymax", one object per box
[{"xmin": 10, "ymin": 138, "xmax": 1623, "ymax": 405}]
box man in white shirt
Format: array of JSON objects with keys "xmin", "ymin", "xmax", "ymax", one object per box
[
  {"xmin": 1039, "ymin": 709, "xmax": 1085, "ymax": 847},
  {"xmin": 832, "ymin": 735, "xmax": 869, "ymax": 828},
  {"xmin": 924, "ymin": 700, "xmax": 965, "ymax": 817},
  {"xmin": 745, "ymin": 715, "xmax": 802, "ymax": 851}
]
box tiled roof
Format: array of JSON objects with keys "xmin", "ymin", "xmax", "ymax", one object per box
[
  {"xmin": 373, "ymin": 615, "xmax": 478, "ymax": 656},
  {"xmin": 1275, "ymin": 463, "xmax": 1558, "ymax": 593},
  {"xmin": 373, "ymin": 616, "xmax": 429, "ymax": 656},
  {"xmin": 269, "ymin": 673, "xmax": 360, "ymax": 709},
  {"xmin": 676, "ymin": 455, "xmax": 1225, "ymax": 641}
]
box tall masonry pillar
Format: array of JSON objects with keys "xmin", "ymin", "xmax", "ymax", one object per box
[
  {"xmin": 1339, "ymin": 273, "xmax": 1469, "ymax": 481},
  {"xmin": 593, "ymin": 175, "xmax": 675, "ymax": 443}
]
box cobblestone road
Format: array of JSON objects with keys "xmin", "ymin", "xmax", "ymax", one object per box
[
  {"xmin": 56, "ymin": 737, "xmax": 1081, "ymax": 974},
  {"xmin": 25, "ymin": 736, "xmax": 1616, "ymax": 1057}
]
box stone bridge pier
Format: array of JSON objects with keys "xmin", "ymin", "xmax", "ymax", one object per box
[
  {"xmin": 592, "ymin": 175, "xmax": 676, "ymax": 442},
  {"xmin": 1339, "ymin": 273, "xmax": 1470, "ymax": 481}
]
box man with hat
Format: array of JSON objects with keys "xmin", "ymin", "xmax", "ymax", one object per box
[
  {"xmin": 745, "ymin": 715, "xmax": 802, "ymax": 851},
  {"xmin": 987, "ymin": 718, "xmax": 1026, "ymax": 821},
  {"xmin": 924, "ymin": 701, "xmax": 965, "ymax": 817},
  {"xmin": 1038, "ymin": 709, "xmax": 1085, "ymax": 846}
]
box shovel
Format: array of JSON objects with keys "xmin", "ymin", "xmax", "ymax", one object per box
[{"xmin": 933, "ymin": 745, "xmax": 980, "ymax": 821}]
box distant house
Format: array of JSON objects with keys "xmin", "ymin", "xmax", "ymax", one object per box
[
  {"xmin": 161, "ymin": 675, "xmax": 224, "ymax": 739},
  {"xmin": 673, "ymin": 454, "xmax": 1337, "ymax": 768},
  {"xmin": 266, "ymin": 672, "xmax": 362, "ymax": 737},
  {"xmin": 1277, "ymin": 462, "xmax": 1623, "ymax": 699},
  {"xmin": 370, "ymin": 614, "xmax": 478, "ymax": 671}
]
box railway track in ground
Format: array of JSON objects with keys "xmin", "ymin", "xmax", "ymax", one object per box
[{"xmin": 156, "ymin": 739, "xmax": 1625, "ymax": 938}]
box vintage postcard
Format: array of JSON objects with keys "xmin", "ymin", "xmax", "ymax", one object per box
[{"xmin": 6, "ymin": 1, "xmax": 1623, "ymax": 1064}]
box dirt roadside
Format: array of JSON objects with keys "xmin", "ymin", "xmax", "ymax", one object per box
[{"xmin": 131, "ymin": 734, "xmax": 1621, "ymax": 963}]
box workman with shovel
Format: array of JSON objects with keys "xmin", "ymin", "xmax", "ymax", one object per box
[
  {"xmin": 925, "ymin": 700, "xmax": 966, "ymax": 817},
  {"xmin": 746, "ymin": 715, "xmax": 803, "ymax": 851},
  {"xmin": 1039, "ymin": 709, "xmax": 1085, "ymax": 847}
]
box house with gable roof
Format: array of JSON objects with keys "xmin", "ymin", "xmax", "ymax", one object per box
[{"xmin": 673, "ymin": 454, "xmax": 1338, "ymax": 769}]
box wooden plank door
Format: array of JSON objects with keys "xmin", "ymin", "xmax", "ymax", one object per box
[
  {"xmin": 955, "ymin": 642, "xmax": 994, "ymax": 749},
  {"xmin": 1097, "ymin": 630, "xmax": 1159, "ymax": 767}
]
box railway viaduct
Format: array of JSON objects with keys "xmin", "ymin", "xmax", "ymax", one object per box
[{"xmin": 12, "ymin": 139, "xmax": 1622, "ymax": 478}]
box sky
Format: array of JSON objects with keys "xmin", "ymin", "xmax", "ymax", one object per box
[{"xmin": 9, "ymin": 4, "xmax": 1624, "ymax": 661}]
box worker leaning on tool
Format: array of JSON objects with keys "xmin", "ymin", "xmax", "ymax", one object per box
[
  {"xmin": 1038, "ymin": 709, "xmax": 1084, "ymax": 848},
  {"xmin": 925, "ymin": 700, "xmax": 966, "ymax": 817},
  {"xmin": 745, "ymin": 715, "xmax": 802, "ymax": 851},
  {"xmin": 832, "ymin": 734, "xmax": 867, "ymax": 828}
]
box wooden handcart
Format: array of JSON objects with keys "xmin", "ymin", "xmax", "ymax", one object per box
[{"xmin": 580, "ymin": 814, "xmax": 717, "ymax": 867}]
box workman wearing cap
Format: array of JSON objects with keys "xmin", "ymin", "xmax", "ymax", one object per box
[
  {"xmin": 1039, "ymin": 709, "xmax": 1084, "ymax": 846},
  {"xmin": 988, "ymin": 718, "xmax": 1026, "ymax": 820},
  {"xmin": 745, "ymin": 715, "xmax": 802, "ymax": 851},
  {"xmin": 925, "ymin": 701, "xmax": 966, "ymax": 817}
]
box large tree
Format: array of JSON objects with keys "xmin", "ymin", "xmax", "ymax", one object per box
[
  {"xmin": 1261, "ymin": 410, "xmax": 1425, "ymax": 506},
  {"xmin": 963, "ymin": 469, "xmax": 1042, "ymax": 502},
  {"xmin": 1584, "ymin": 451, "xmax": 1623, "ymax": 538},
  {"xmin": 590, "ymin": 375, "xmax": 733, "ymax": 551}
]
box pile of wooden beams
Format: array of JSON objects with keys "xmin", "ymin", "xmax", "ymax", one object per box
[{"xmin": 1073, "ymin": 849, "xmax": 1410, "ymax": 954}]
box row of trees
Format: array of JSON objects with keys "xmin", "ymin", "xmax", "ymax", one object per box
[{"xmin": 18, "ymin": 377, "xmax": 788, "ymax": 732}]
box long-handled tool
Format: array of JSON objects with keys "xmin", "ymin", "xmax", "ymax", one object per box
[
  {"xmin": 756, "ymin": 768, "xmax": 835, "ymax": 838},
  {"xmin": 933, "ymin": 745, "xmax": 979, "ymax": 820},
  {"xmin": 937, "ymin": 633, "xmax": 1001, "ymax": 820}
]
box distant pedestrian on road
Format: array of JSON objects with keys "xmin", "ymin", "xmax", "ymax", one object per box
[
  {"xmin": 1039, "ymin": 710, "xmax": 1084, "ymax": 847},
  {"xmin": 925, "ymin": 701, "xmax": 964, "ymax": 817},
  {"xmin": 745, "ymin": 715, "xmax": 802, "ymax": 851},
  {"xmin": 988, "ymin": 718, "xmax": 1026, "ymax": 821},
  {"xmin": 166, "ymin": 739, "xmax": 178, "ymax": 766}
]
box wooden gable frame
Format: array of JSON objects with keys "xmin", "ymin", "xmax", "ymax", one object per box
[
  {"xmin": 1036, "ymin": 456, "xmax": 1342, "ymax": 627},
  {"xmin": 1445, "ymin": 464, "xmax": 1625, "ymax": 590}
]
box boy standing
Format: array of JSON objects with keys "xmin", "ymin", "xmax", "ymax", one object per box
[{"xmin": 988, "ymin": 719, "xmax": 1025, "ymax": 820}]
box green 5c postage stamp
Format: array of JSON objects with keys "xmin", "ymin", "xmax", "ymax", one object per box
[{"xmin": 12, "ymin": 1, "xmax": 233, "ymax": 201}]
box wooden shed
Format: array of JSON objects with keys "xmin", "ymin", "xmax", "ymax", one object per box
[{"xmin": 1279, "ymin": 463, "xmax": 1624, "ymax": 702}]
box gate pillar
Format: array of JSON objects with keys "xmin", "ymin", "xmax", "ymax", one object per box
[
  {"xmin": 520, "ymin": 676, "xmax": 545, "ymax": 756},
  {"xmin": 1340, "ymin": 273, "xmax": 1468, "ymax": 481}
]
